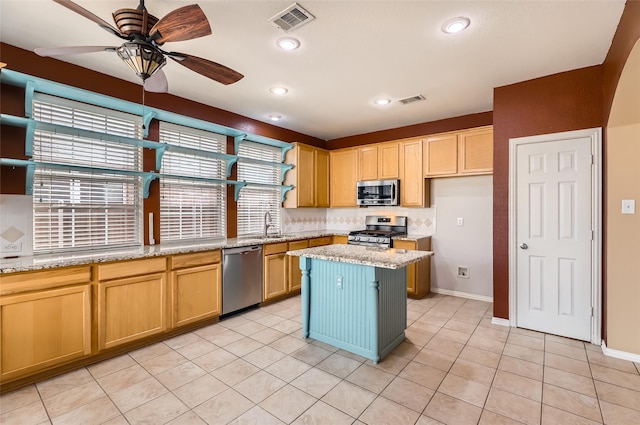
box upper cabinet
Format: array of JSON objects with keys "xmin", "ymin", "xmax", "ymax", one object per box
[
  {"xmin": 399, "ymin": 138, "xmax": 429, "ymax": 207},
  {"xmin": 330, "ymin": 148, "xmax": 358, "ymax": 207},
  {"xmin": 284, "ymin": 143, "xmax": 330, "ymax": 208},
  {"xmin": 357, "ymin": 142, "xmax": 399, "ymax": 181},
  {"xmin": 423, "ymin": 126, "xmax": 493, "ymax": 177}
]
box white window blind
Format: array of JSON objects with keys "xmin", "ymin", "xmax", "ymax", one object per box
[
  {"xmin": 31, "ymin": 94, "xmax": 143, "ymax": 253},
  {"xmin": 237, "ymin": 141, "xmax": 282, "ymax": 236},
  {"xmin": 159, "ymin": 123, "xmax": 226, "ymax": 241}
]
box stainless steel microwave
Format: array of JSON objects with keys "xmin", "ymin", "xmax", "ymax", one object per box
[{"xmin": 356, "ymin": 179, "xmax": 399, "ymax": 206}]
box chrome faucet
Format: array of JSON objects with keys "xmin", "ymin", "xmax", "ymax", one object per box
[{"xmin": 263, "ymin": 211, "xmax": 272, "ymax": 238}]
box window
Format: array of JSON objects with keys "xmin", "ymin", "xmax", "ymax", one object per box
[
  {"xmin": 159, "ymin": 123, "xmax": 226, "ymax": 241},
  {"xmin": 31, "ymin": 94, "xmax": 143, "ymax": 253},
  {"xmin": 237, "ymin": 141, "xmax": 282, "ymax": 236}
]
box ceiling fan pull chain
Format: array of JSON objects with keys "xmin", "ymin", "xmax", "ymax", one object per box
[{"xmin": 141, "ymin": 84, "xmax": 146, "ymax": 130}]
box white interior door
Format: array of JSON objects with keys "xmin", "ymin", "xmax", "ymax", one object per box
[{"xmin": 515, "ymin": 135, "xmax": 594, "ymax": 341}]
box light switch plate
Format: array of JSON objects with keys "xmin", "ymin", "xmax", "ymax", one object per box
[
  {"xmin": 622, "ymin": 199, "xmax": 635, "ymax": 214},
  {"xmin": 457, "ymin": 217, "xmax": 464, "ymax": 226}
]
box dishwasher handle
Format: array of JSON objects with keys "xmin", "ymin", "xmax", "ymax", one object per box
[{"xmin": 223, "ymin": 245, "xmax": 263, "ymax": 256}]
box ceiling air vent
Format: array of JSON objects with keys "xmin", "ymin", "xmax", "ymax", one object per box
[
  {"xmin": 398, "ymin": 95, "xmax": 426, "ymax": 105},
  {"xmin": 269, "ymin": 3, "xmax": 315, "ymax": 32}
]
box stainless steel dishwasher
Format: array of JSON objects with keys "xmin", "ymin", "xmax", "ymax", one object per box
[{"xmin": 222, "ymin": 245, "xmax": 263, "ymax": 315}]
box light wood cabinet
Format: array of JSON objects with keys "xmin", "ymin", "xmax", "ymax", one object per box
[
  {"xmin": 330, "ymin": 148, "xmax": 358, "ymax": 207},
  {"xmin": 458, "ymin": 126, "xmax": 493, "ymax": 174},
  {"xmin": 358, "ymin": 145, "xmax": 378, "ymax": 181},
  {"xmin": 399, "ymin": 138, "xmax": 429, "ymax": 207},
  {"xmin": 423, "ymin": 133, "xmax": 458, "ymax": 176},
  {"xmin": 308, "ymin": 236, "xmax": 332, "ymax": 247},
  {"xmin": 0, "ymin": 267, "xmax": 92, "ymax": 382},
  {"xmin": 357, "ymin": 142, "xmax": 399, "ymax": 181},
  {"xmin": 288, "ymin": 240, "xmax": 308, "ymax": 292},
  {"xmin": 97, "ymin": 258, "xmax": 167, "ymax": 350},
  {"xmin": 263, "ymin": 242, "xmax": 289, "ymax": 301},
  {"xmin": 170, "ymin": 251, "xmax": 222, "ymax": 328},
  {"xmin": 284, "ymin": 143, "xmax": 330, "ymax": 208},
  {"xmin": 393, "ymin": 237, "xmax": 431, "ymax": 299},
  {"xmin": 424, "ymin": 126, "xmax": 493, "ymax": 177},
  {"xmin": 333, "ymin": 235, "xmax": 348, "ymax": 244}
]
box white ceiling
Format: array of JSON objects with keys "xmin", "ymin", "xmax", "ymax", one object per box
[{"xmin": 0, "ymin": 1, "xmax": 626, "ymax": 140}]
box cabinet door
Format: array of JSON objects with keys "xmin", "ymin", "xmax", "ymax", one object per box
[
  {"xmin": 315, "ymin": 148, "xmax": 330, "ymax": 207},
  {"xmin": 296, "ymin": 144, "xmax": 316, "ymax": 207},
  {"xmin": 458, "ymin": 127, "xmax": 493, "ymax": 174},
  {"xmin": 330, "ymin": 149, "xmax": 358, "ymax": 207},
  {"xmin": 172, "ymin": 264, "xmax": 221, "ymax": 328},
  {"xmin": 358, "ymin": 146, "xmax": 378, "ymax": 181},
  {"xmin": 332, "ymin": 235, "xmax": 348, "ymax": 244},
  {"xmin": 1, "ymin": 285, "xmax": 91, "ymax": 381},
  {"xmin": 263, "ymin": 253, "xmax": 288, "ymax": 301},
  {"xmin": 378, "ymin": 142, "xmax": 399, "ymax": 179},
  {"xmin": 98, "ymin": 273, "xmax": 167, "ymax": 350},
  {"xmin": 423, "ymin": 133, "xmax": 458, "ymax": 176},
  {"xmin": 393, "ymin": 240, "xmax": 418, "ymax": 295},
  {"xmin": 288, "ymin": 240, "xmax": 308, "ymax": 292},
  {"xmin": 400, "ymin": 139, "xmax": 426, "ymax": 207}
]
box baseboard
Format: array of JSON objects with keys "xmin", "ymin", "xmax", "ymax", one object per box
[
  {"xmin": 430, "ymin": 288, "xmax": 493, "ymax": 303},
  {"xmin": 601, "ymin": 340, "xmax": 640, "ymax": 363},
  {"xmin": 491, "ymin": 317, "xmax": 511, "ymax": 327}
]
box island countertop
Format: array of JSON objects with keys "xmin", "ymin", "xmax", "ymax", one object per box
[{"xmin": 287, "ymin": 244, "xmax": 433, "ymax": 270}]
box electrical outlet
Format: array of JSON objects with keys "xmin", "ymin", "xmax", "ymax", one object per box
[
  {"xmin": 457, "ymin": 266, "xmax": 469, "ymax": 279},
  {"xmin": 622, "ymin": 199, "xmax": 635, "ymax": 214},
  {"xmin": 457, "ymin": 217, "xmax": 464, "ymax": 226},
  {"xmin": 336, "ymin": 275, "xmax": 343, "ymax": 290}
]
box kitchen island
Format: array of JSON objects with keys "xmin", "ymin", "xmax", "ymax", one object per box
[{"xmin": 287, "ymin": 244, "xmax": 433, "ymax": 363}]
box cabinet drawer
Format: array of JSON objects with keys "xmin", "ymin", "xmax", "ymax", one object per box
[
  {"xmin": 264, "ymin": 242, "xmax": 289, "ymax": 255},
  {"xmin": 288, "ymin": 240, "xmax": 309, "ymax": 251},
  {"xmin": 308, "ymin": 236, "xmax": 332, "ymax": 247},
  {"xmin": 333, "ymin": 235, "xmax": 348, "ymax": 244},
  {"xmin": 97, "ymin": 257, "xmax": 166, "ymax": 281},
  {"xmin": 0, "ymin": 266, "xmax": 92, "ymax": 296},
  {"xmin": 171, "ymin": 250, "xmax": 221, "ymax": 270}
]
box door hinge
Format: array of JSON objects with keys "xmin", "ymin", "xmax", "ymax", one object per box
[
  {"xmin": 591, "ymin": 230, "xmax": 594, "ymax": 241},
  {"xmin": 591, "ymin": 307, "xmax": 594, "ymax": 317},
  {"xmin": 590, "ymin": 155, "xmax": 595, "ymax": 165}
]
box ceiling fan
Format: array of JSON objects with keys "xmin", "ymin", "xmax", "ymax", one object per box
[{"xmin": 35, "ymin": 0, "xmax": 244, "ymax": 93}]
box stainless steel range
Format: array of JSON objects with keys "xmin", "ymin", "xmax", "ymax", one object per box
[{"xmin": 347, "ymin": 215, "xmax": 408, "ymax": 248}]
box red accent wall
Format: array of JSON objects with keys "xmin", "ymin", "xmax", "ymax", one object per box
[
  {"xmin": 492, "ymin": 66, "xmax": 604, "ymax": 319},
  {"xmin": 327, "ymin": 111, "xmax": 493, "ymax": 149}
]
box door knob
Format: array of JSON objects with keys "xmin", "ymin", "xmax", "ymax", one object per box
[{"xmin": 519, "ymin": 243, "xmax": 528, "ymax": 250}]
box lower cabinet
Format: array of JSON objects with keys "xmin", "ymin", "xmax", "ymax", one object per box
[
  {"xmin": 97, "ymin": 258, "xmax": 168, "ymax": 350},
  {"xmin": 394, "ymin": 237, "xmax": 432, "ymax": 299},
  {"xmin": 0, "ymin": 267, "xmax": 92, "ymax": 383},
  {"xmin": 288, "ymin": 240, "xmax": 308, "ymax": 292},
  {"xmin": 333, "ymin": 235, "xmax": 348, "ymax": 244},
  {"xmin": 263, "ymin": 242, "xmax": 289, "ymax": 301},
  {"xmin": 170, "ymin": 251, "xmax": 222, "ymax": 328}
]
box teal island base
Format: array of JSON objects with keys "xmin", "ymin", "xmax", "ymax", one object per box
[{"xmin": 299, "ymin": 257, "xmax": 407, "ymax": 364}]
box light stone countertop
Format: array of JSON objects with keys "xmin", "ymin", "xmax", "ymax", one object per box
[
  {"xmin": 0, "ymin": 230, "xmax": 431, "ymax": 274},
  {"xmin": 0, "ymin": 231, "xmax": 348, "ymax": 274},
  {"xmin": 287, "ymin": 244, "xmax": 433, "ymax": 270}
]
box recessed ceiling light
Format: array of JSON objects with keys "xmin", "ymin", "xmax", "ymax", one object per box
[
  {"xmin": 375, "ymin": 98, "xmax": 391, "ymax": 106},
  {"xmin": 277, "ymin": 37, "xmax": 300, "ymax": 50},
  {"xmin": 270, "ymin": 87, "xmax": 288, "ymax": 95},
  {"xmin": 442, "ymin": 17, "xmax": 470, "ymax": 34},
  {"xmin": 269, "ymin": 114, "xmax": 282, "ymax": 121}
]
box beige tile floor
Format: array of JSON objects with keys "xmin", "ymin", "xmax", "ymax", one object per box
[{"xmin": 2, "ymin": 294, "xmax": 640, "ymax": 425}]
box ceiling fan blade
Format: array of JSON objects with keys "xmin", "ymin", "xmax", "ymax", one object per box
[
  {"xmin": 150, "ymin": 5, "xmax": 212, "ymax": 44},
  {"xmin": 53, "ymin": 0, "xmax": 124, "ymax": 37},
  {"xmin": 169, "ymin": 53, "xmax": 244, "ymax": 85},
  {"xmin": 144, "ymin": 69, "xmax": 168, "ymax": 93},
  {"xmin": 34, "ymin": 46, "xmax": 116, "ymax": 57}
]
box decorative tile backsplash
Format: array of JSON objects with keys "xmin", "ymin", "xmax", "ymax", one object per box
[{"xmin": 282, "ymin": 206, "xmax": 436, "ymax": 235}]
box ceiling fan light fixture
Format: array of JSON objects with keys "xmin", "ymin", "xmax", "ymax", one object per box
[
  {"xmin": 442, "ymin": 17, "xmax": 470, "ymax": 34},
  {"xmin": 116, "ymin": 42, "xmax": 166, "ymax": 80},
  {"xmin": 277, "ymin": 37, "xmax": 300, "ymax": 51}
]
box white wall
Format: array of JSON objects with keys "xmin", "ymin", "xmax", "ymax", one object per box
[{"xmin": 430, "ymin": 176, "xmax": 493, "ymax": 299}]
